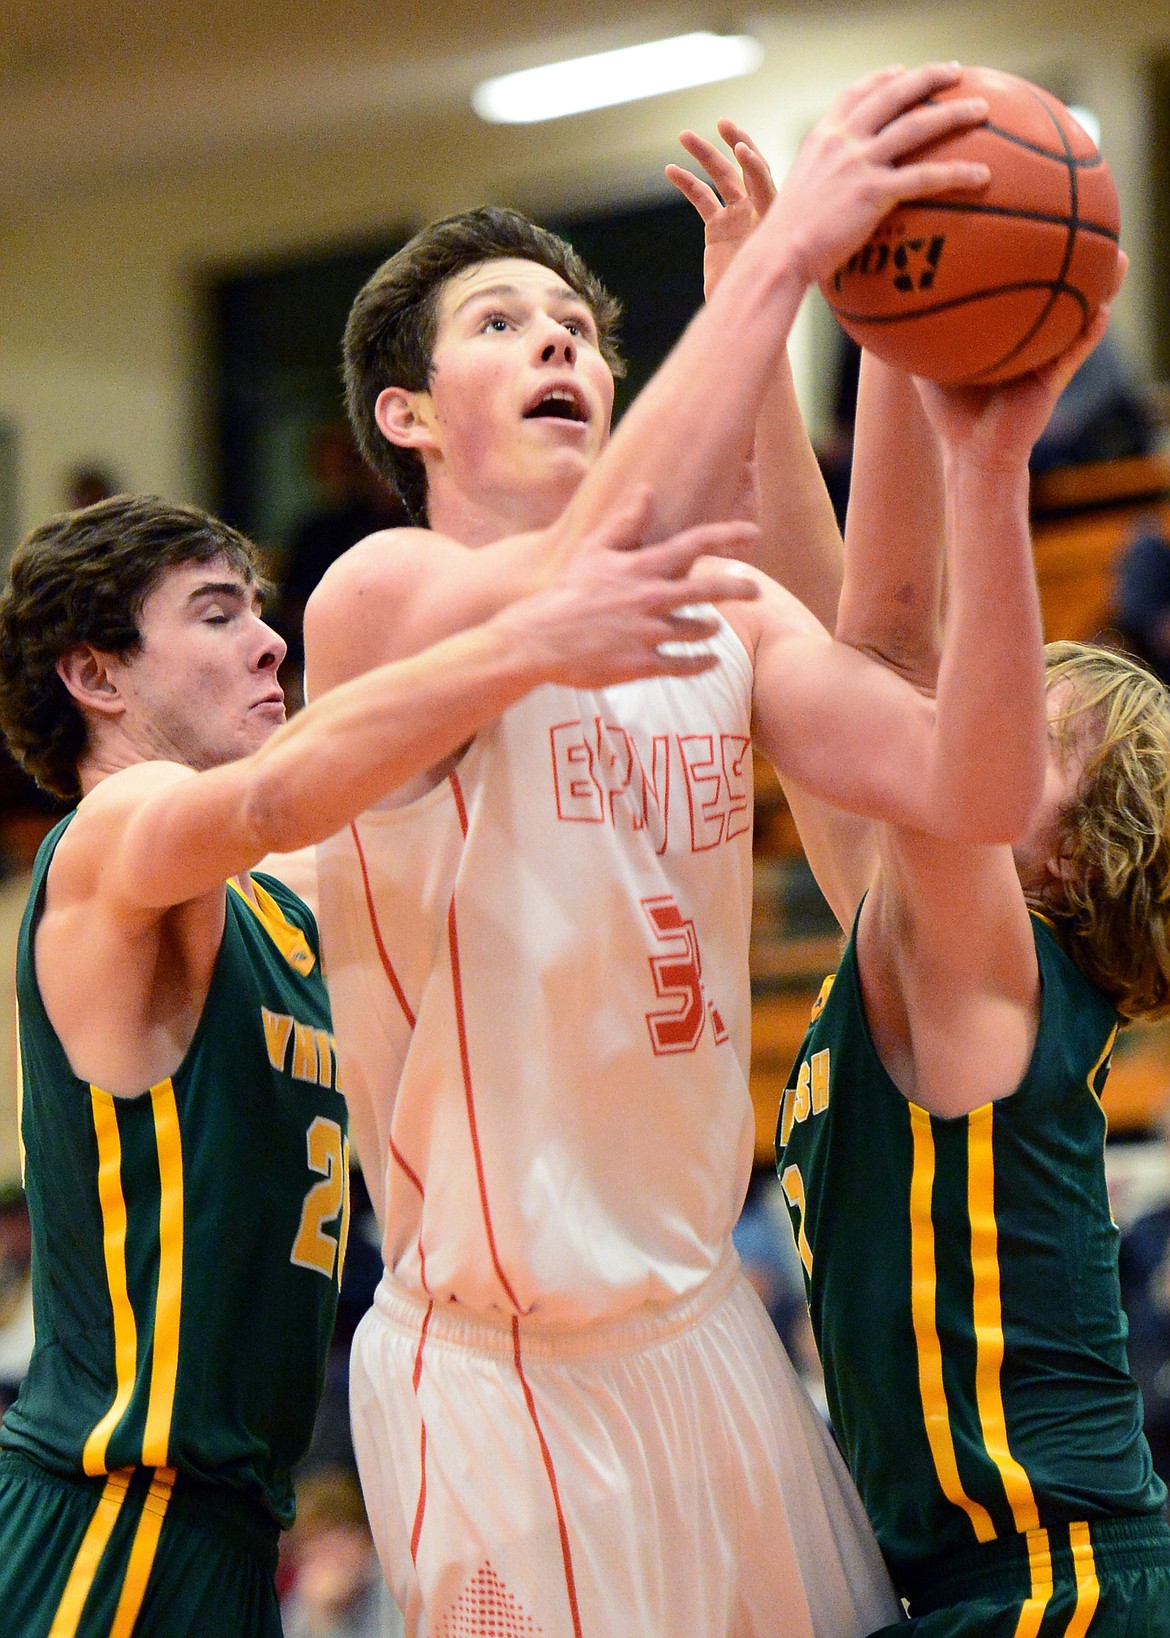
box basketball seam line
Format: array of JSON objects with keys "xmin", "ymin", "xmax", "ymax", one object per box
[
  {"xmin": 830, "ymin": 280, "xmax": 1090, "ymax": 327},
  {"xmin": 978, "ymin": 84, "xmax": 1080, "ymax": 379},
  {"xmin": 884, "ymin": 199, "xmax": 1116, "ymax": 242}
]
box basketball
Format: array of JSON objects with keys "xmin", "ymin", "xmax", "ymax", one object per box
[{"xmin": 818, "ymin": 66, "xmax": 1120, "ymax": 384}]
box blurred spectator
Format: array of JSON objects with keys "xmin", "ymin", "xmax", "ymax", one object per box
[
  {"xmin": 0, "ymin": 1184, "xmax": 33, "ymax": 1414},
  {"xmin": 276, "ymin": 423, "xmax": 407, "ymax": 703},
  {"xmin": 62, "ymin": 463, "xmax": 122, "ymax": 510},
  {"xmin": 280, "ymin": 1466, "xmax": 403, "ymax": 1637},
  {"xmin": 1030, "ymin": 330, "xmax": 1157, "ymax": 475},
  {"xmin": 1114, "ymin": 521, "xmax": 1170, "ymax": 684}
]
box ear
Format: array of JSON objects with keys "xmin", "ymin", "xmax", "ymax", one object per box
[
  {"xmin": 374, "ymin": 386, "xmax": 439, "ymax": 454},
  {"xmin": 1042, "ymin": 836, "xmax": 1079, "ymax": 903},
  {"xmin": 55, "ymin": 646, "xmax": 126, "ymax": 719}
]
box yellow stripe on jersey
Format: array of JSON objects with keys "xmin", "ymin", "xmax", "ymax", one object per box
[
  {"xmin": 108, "ymin": 1467, "xmax": 175, "ymax": 1638},
  {"xmin": 142, "ymin": 1080, "xmax": 183, "ymax": 1467},
  {"xmin": 1087, "ymin": 1025, "xmax": 1119, "ymax": 1230},
  {"xmin": 1085, "ymin": 1026, "xmax": 1118, "ymax": 1107},
  {"xmin": 908, "ymin": 1105, "xmax": 997, "ymax": 1542},
  {"xmin": 1013, "ymin": 1527, "xmax": 1054, "ymax": 1638},
  {"xmin": 967, "ymin": 1107, "xmax": 1040, "ymax": 1535},
  {"xmin": 338, "ymin": 1135, "xmax": 353, "ymax": 1279},
  {"xmin": 48, "ymin": 1468, "xmax": 133, "ymax": 1636},
  {"xmin": 84, "ymin": 1094, "xmax": 138, "ymax": 1476},
  {"xmin": 1064, "ymin": 1522, "xmax": 1100, "ymax": 1638},
  {"xmin": 229, "ymin": 876, "xmax": 316, "ymax": 975}
]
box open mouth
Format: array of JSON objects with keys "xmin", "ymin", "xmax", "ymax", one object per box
[{"xmin": 523, "ymin": 387, "xmax": 588, "ymax": 424}]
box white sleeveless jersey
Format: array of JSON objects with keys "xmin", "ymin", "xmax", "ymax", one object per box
[{"xmin": 316, "ymin": 614, "xmax": 756, "ymax": 1324}]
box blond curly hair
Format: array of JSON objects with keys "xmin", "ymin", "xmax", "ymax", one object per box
[{"xmin": 1035, "ymin": 641, "xmax": 1170, "ymax": 1020}]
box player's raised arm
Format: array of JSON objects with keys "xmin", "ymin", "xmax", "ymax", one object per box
[
  {"xmin": 555, "ymin": 64, "xmax": 992, "ymax": 547},
  {"xmin": 61, "ymin": 507, "xmax": 760, "ymax": 913},
  {"xmin": 310, "ymin": 64, "xmax": 992, "ymax": 688},
  {"xmin": 749, "ymin": 310, "xmax": 1112, "ymax": 851}
]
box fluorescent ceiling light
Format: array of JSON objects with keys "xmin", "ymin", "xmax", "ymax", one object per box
[{"xmin": 472, "ymin": 32, "xmax": 764, "ymax": 124}]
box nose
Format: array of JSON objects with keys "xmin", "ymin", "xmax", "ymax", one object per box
[
  {"xmin": 254, "ymin": 616, "xmax": 287, "ymax": 672},
  {"xmin": 538, "ymin": 319, "xmax": 577, "ymax": 367}
]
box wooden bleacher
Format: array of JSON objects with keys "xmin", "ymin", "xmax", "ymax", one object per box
[{"xmin": 748, "ymin": 450, "xmax": 1170, "ymax": 1159}]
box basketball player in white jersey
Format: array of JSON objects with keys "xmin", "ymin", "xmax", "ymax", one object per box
[{"xmin": 305, "ymin": 65, "xmax": 1014, "ymax": 1637}]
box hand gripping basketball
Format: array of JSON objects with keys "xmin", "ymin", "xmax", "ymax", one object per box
[{"xmin": 819, "ymin": 66, "xmax": 1120, "ymax": 384}]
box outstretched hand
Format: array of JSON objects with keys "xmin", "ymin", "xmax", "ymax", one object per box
[
  {"xmin": 504, "ymin": 488, "xmax": 761, "ymax": 689},
  {"xmin": 666, "ymin": 120, "xmax": 777, "ymax": 297}
]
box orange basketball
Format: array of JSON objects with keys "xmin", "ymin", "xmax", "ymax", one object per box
[{"xmin": 818, "ymin": 66, "xmax": 1120, "ymax": 384}]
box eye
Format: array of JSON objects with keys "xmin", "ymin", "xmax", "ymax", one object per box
[
  {"xmin": 480, "ymin": 312, "xmax": 512, "ymax": 333},
  {"xmin": 561, "ymin": 311, "xmax": 597, "ymax": 344}
]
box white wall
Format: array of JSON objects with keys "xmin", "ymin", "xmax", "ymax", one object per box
[{"xmin": 0, "ymin": 0, "xmax": 1164, "ymax": 542}]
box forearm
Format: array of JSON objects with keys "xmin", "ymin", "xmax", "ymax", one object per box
[
  {"xmin": 558, "ymin": 226, "xmax": 809, "ymax": 544},
  {"xmin": 127, "ymin": 622, "xmax": 548, "ymax": 906},
  {"xmin": 929, "ymin": 455, "xmax": 1045, "ymax": 838},
  {"xmin": 752, "ymin": 351, "xmax": 844, "ymax": 628},
  {"xmin": 837, "ymin": 355, "xmax": 944, "ymax": 678},
  {"xmin": 252, "ymin": 625, "xmax": 544, "ymax": 842}
]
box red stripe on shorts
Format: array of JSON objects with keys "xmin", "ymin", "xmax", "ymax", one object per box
[
  {"xmin": 409, "ymin": 1300, "xmax": 434, "ymax": 1564},
  {"xmin": 512, "ymin": 1317, "xmax": 584, "ymax": 1638}
]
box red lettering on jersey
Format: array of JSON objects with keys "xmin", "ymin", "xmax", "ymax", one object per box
[
  {"xmin": 641, "ymin": 895, "xmax": 706, "ymax": 1054},
  {"xmin": 721, "ymin": 735, "xmax": 751, "ymax": 842},
  {"xmin": 550, "ymin": 721, "xmax": 603, "ymax": 822},
  {"xmin": 679, "ymin": 733, "xmax": 752, "ymax": 851},
  {"xmin": 551, "ymin": 719, "xmax": 670, "ymax": 848},
  {"xmin": 679, "ymin": 735, "xmax": 724, "ymax": 850}
]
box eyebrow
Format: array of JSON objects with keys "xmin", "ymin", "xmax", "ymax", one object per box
[
  {"xmin": 186, "ymin": 580, "xmax": 254, "ymax": 606},
  {"xmin": 449, "ymin": 280, "xmax": 584, "ymax": 319}
]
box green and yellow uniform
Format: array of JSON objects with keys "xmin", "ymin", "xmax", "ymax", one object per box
[
  {"xmin": 778, "ymin": 912, "xmax": 1170, "ymax": 1636},
  {"xmin": 0, "ymin": 814, "xmax": 349, "ymax": 1637}
]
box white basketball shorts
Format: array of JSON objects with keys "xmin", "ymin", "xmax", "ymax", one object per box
[{"xmin": 349, "ymin": 1249, "xmax": 901, "ymax": 1637}]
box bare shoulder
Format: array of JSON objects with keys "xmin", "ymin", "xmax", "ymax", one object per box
[
  {"xmin": 49, "ymin": 762, "xmax": 196, "ymax": 905},
  {"xmin": 713, "ymin": 559, "xmax": 826, "ymax": 659},
  {"xmin": 304, "ymin": 524, "xmax": 472, "ymax": 688}
]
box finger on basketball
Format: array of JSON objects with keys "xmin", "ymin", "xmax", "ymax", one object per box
[
  {"xmin": 819, "ymin": 66, "xmax": 1121, "ymax": 386},
  {"xmin": 850, "ymin": 61, "xmax": 964, "ymax": 137},
  {"xmin": 871, "ymin": 96, "xmax": 989, "ymax": 164}
]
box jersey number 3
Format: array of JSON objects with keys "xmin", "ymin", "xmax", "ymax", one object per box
[{"xmin": 641, "ymin": 894, "xmax": 727, "ymax": 1056}]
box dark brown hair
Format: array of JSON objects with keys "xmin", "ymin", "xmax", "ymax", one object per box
[
  {"xmin": 343, "ymin": 205, "xmax": 625, "ymax": 523},
  {"xmin": 0, "ymin": 494, "xmax": 264, "ymax": 799}
]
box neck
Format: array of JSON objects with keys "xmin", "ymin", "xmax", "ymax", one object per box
[{"xmin": 425, "ymin": 470, "xmax": 581, "ymax": 547}]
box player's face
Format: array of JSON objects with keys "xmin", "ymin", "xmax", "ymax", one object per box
[
  {"xmin": 415, "ymin": 258, "xmax": 615, "ymax": 526},
  {"xmin": 1012, "ymin": 681, "xmax": 1093, "ymax": 900},
  {"xmin": 113, "ymin": 557, "xmax": 287, "ymax": 770}
]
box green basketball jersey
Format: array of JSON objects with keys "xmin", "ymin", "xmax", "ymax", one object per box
[
  {"xmin": 776, "ymin": 911, "xmax": 1166, "ymax": 1588},
  {"xmin": 3, "ymin": 814, "xmax": 349, "ymax": 1528}
]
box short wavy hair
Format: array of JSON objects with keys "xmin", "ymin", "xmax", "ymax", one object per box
[
  {"xmin": 1033, "ymin": 641, "xmax": 1170, "ymax": 1020},
  {"xmin": 343, "ymin": 205, "xmax": 625, "ymax": 524},
  {"xmin": 0, "ymin": 495, "xmax": 263, "ymax": 801}
]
